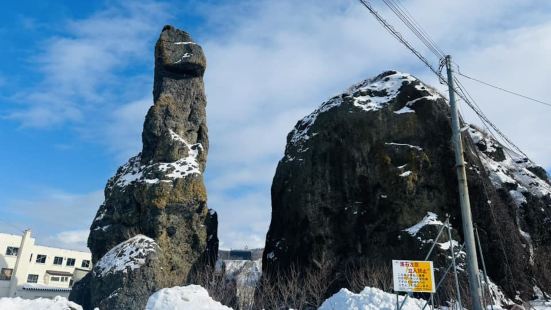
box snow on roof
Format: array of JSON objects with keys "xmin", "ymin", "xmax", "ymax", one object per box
[
  {"xmin": 93, "ymin": 235, "xmax": 158, "ymax": 277},
  {"xmin": 404, "ymin": 212, "xmax": 443, "ymax": 236},
  {"xmin": 0, "ymin": 296, "xmax": 82, "ymax": 310},
  {"xmin": 110, "ymin": 129, "xmax": 202, "ymax": 189},
  {"xmin": 145, "ymin": 285, "xmax": 233, "ymax": 310},
  {"xmin": 288, "ymin": 71, "xmax": 443, "ymax": 149},
  {"xmin": 318, "ymin": 286, "xmax": 425, "ymax": 310}
]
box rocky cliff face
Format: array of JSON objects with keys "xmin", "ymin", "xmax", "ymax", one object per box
[
  {"xmin": 263, "ymin": 71, "xmax": 551, "ymax": 303},
  {"xmin": 70, "ymin": 25, "xmax": 218, "ymax": 310}
]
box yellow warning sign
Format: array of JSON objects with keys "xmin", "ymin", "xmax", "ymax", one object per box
[{"xmin": 392, "ymin": 260, "xmax": 435, "ymax": 293}]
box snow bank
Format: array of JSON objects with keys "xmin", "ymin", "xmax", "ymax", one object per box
[
  {"xmin": 319, "ymin": 287, "xmax": 425, "ymax": 310},
  {"xmin": 0, "ymin": 296, "xmax": 82, "ymax": 310},
  {"xmin": 93, "ymin": 234, "xmax": 158, "ymax": 277},
  {"xmin": 145, "ymin": 285, "xmax": 233, "ymax": 310}
]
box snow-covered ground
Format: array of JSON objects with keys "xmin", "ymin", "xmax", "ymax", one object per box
[
  {"xmin": 1, "ymin": 284, "xmax": 549, "ymax": 309},
  {"xmin": 319, "ymin": 287, "xmax": 425, "ymax": 310},
  {"xmin": 0, "ymin": 296, "xmax": 82, "ymax": 310},
  {"xmin": 145, "ymin": 285, "xmax": 232, "ymax": 310}
]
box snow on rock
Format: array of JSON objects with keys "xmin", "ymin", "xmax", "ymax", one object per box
[
  {"xmin": 217, "ymin": 259, "xmax": 262, "ymax": 287},
  {"xmin": 110, "ymin": 130, "xmax": 202, "ymax": 189},
  {"xmin": 93, "ymin": 235, "xmax": 158, "ymax": 277},
  {"xmin": 145, "ymin": 285, "xmax": 233, "ymax": 310},
  {"xmin": 404, "ymin": 212, "xmax": 443, "ymax": 236},
  {"xmin": 349, "ymin": 72, "xmax": 417, "ymax": 112},
  {"xmin": 483, "ymin": 276, "xmax": 514, "ymax": 308},
  {"xmin": 467, "ymin": 125, "xmax": 551, "ymax": 202},
  {"xmin": 468, "ymin": 125, "xmax": 551, "ymax": 265},
  {"xmin": 318, "ymin": 287, "xmax": 425, "ymax": 310},
  {"xmin": 399, "ymin": 171, "xmax": 412, "ymax": 177},
  {"xmin": 385, "ymin": 142, "xmax": 423, "ymax": 151},
  {"xmin": 289, "ymin": 71, "xmax": 442, "ymax": 149},
  {"xmin": 0, "ymin": 296, "xmax": 82, "ymax": 310},
  {"xmin": 530, "ymin": 300, "xmax": 551, "ymax": 310}
]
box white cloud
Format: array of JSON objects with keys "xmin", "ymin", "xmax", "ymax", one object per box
[
  {"xmin": 103, "ymin": 96, "xmax": 153, "ymax": 161},
  {"xmin": 50, "ymin": 230, "xmax": 90, "ymax": 252},
  {"xmin": 7, "ymin": 1, "xmax": 169, "ymax": 128},
  {"xmin": 5, "ymin": 189, "xmax": 103, "ymax": 251},
  {"xmin": 209, "ymin": 192, "xmax": 270, "ymax": 250},
  {"xmin": 4, "ymin": 0, "xmax": 550, "ymax": 252},
  {"xmin": 199, "ymin": 0, "xmax": 551, "ymax": 250}
]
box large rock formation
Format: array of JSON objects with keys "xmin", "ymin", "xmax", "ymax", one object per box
[
  {"xmin": 70, "ymin": 25, "xmax": 218, "ymax": 309},
  {"xmin": 263, "ymin": 71, "xmax": 551, "ymax": 304}
]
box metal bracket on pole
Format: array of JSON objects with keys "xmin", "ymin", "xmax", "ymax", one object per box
[
  {"xmin": 421, "ymin": 244, "xmax": 466, "ymax": 310},
  {"xmin": 398, "ymin": 294, "xmax": 409, "ymax": 310},
  {"xmin": 424, "ymin": 217, "xmax": 448, "ymax": 261},
  {"xmin": 475, "ymin": 226, "xmax": 495, "ymax": 310},
  {"xmin": 446, "ymin": 217, "xmax": 463, "ymax": 309}
]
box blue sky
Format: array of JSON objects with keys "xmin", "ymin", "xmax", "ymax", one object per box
[{"xmin": 1, "ymin": 0, "xmax": 550, "ymax": 251}]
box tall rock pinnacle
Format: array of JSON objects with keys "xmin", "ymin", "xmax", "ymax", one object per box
[{"xmin": 70, "ymin": 25, "xmax": 218, "ymax": 310}]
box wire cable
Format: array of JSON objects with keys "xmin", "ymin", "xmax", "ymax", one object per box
[
  {"xmin": 356, "ymin": 0, "xmax": 442, "ymax": 77},
  {"xmin": 382, "ymin": 0, "xmax": 441, "ymax": 57},
  {"xmin": 382, "ymin": 0, "xmax": 445, "ymax": 58},
  {"xmin": 356, "ymin": 0, "xmax": 533, "ymax": 161},
  {"xmin": 394, "ymin": 0, "xmax": 446, "ymax": 57},
  {"xmin": 457, "ymin": 71, "xmax": 551, "ymax": 108},
  {"xmin": 453, "ymin": 77, "xmax": 531, "ymax": 160}
]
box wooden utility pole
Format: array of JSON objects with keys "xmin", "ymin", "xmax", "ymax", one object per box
[{"xmin": 445, "ymin": 55, "xmax": 484, "ymax": 310}]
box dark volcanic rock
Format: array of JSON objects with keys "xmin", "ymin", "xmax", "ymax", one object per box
[
  {"xmin": 70, "ymin": 25, "xmax": 218, "ymax": 310},
  {"xmin": 263, "ymin": 71, "xmax": 551, "ymax": 304}
]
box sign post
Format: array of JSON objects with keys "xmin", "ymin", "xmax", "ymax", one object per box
[{"xmin": 392, "ymin": 260, "xmax": 435, "ymax": 293}]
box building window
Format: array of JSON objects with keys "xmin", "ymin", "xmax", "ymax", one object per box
[
  {"xmin": 81, "ymin": 260, "xmax": 90, "ymax": 268},
  {"xmin": 50, "ymin": 276, "xmax": 60, "ymax": 282},
  {"xmin": 0, "ymin": 268, "xmax": 13, "ymax": 281},
  {"xmin": 5, "ymin": 246, "xmax": 19, "ymax": 256},
  {"xmin": 66, "ymin": 258, "xmax": 76, "ymax": 266},
  {"xmin": 27, "ymin": 274, "xmax": 39, "ymax": 283},
  {"xmin": 53, "ymin": 256, "xmax": 63, "ymax": 265},
  {"xmin": 36, "ymin": 254, "xmax": 47, "ymax": 264}
]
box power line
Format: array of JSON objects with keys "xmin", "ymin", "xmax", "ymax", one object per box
[
  {"xmin": 394, "ymin": 0, "xmax": 446, "ymax": 57},
  {"xmin": 382, "ymin": 0, "xmax": 445, "ymax": 58},
  {"xmin": 356, "ymin": 0, "xmax": 532, "ymax": 162},
  {"xmin": 453, "ymin": 77, "xmax": 531, "ymax": 160},
  {"xmin": 356, "ymin": 0, "xmax": 442, "ymax": 77},
  {"xmin": 456, "ymin": 71, "xmax": 551, "ymax": 108}
]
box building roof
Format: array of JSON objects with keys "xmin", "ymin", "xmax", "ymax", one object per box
[
  {"xmin": 22, "ymin": 284, "xmax": 72, "ymax": 292},
  {"xmin": 45, "ymin": 270, "xmax": 73, "ymax": 277}
]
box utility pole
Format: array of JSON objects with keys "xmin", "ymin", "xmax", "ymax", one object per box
[{"xmin": 445, "ymin": 55, "xmax": 484, "ymax": 310}]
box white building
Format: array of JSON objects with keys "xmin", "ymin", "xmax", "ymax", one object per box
[{"xmin": 0, "ymin": 230, "xmax": 92, "ymax": 299}]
